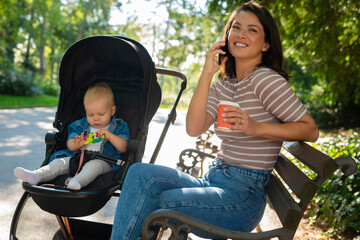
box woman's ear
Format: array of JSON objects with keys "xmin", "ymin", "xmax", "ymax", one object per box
[{"xmin": 262, "ymin": 42, "xmax": 270, "ymax": 52}]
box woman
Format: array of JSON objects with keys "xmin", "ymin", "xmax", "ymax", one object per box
[{"xmin": 110, "ymin": 2, "xmax": 318, "ymax": 239}]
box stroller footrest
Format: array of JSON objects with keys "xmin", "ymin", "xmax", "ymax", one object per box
[{"xmin": 22, "ymin": 182, "xmax": 121, "ymax": 217}]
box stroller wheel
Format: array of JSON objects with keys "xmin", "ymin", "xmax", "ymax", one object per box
[{"xmin": 53, "ymin": 229, "xmax": 66, "ymax": 240}]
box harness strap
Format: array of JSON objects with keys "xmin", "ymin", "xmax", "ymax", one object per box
[{"xmin": 75, "ymin": 147, "xmax": 85, "ymax": 176}]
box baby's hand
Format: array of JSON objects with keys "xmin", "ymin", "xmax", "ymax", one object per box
[
  {"xmin": 96, "ymin": 129, "xmax": 127, "ymax": 152},
  {"xmin": 96, "ymin": 129, "xmax": 111, "ymax": 140},
  {"xmin": 74, "ymin": 132, "xmax": 86, "ymax": 148}
]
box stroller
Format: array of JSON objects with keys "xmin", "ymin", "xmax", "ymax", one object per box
[{"xmin": 10, "ymin": 35, "xmax": 187, "ymax": 240}]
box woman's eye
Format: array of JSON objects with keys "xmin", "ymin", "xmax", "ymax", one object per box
[{"xmin": 249, "ymin": 28, "xmax": 257, "ymax": 33}]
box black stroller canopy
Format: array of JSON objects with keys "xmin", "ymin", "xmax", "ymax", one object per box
[{"xmin": 55, "ymin": 35, "xmax": 161, "ymax": 137}]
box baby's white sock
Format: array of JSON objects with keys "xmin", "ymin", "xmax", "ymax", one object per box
[
  {"xmin": 67, "ymin": 178, "xmax": 81, "ymax": 190},
  {"xmin": 14, "ymin": 167, "xmax": 40, "ymax": 185}
]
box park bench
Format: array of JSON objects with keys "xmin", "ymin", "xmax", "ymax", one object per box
[{"xmin": 141, "ymin": 131, "xmax": 357, "ymax": 240}]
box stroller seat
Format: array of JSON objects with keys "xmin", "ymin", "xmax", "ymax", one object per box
[{"xmin": 22, "ymin": 150, "xmax": 126, "ymax": 217}]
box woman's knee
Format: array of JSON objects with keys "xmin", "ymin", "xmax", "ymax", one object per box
[
  {"xmin": 127, "ymin": 162, "xmax": 147, "ymax": 176},
  {"xmin": 125, "ymin": 163, "xmax": 151, "ymax": 183},
  {"xmin": 127, "ymin": 163, "xmax": 162, "ymax": 178}
]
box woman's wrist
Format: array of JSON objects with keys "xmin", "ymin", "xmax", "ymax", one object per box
[{"xmin": 200, "ymin": 70, "xmax": 215, "ymax": 82}]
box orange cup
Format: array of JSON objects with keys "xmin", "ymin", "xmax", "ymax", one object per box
[{"xmin": 217, "ymin": 101, "xmax": 240, "ymax": 132}]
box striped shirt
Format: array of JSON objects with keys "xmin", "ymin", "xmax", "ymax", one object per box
[{"xmin": 206, "ymin": 67, "xmax": 307, "ymax": 171}]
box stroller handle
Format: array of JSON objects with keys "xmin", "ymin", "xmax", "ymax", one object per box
[
  {"xmin": 149, "ymin": 68, "xmax": 188, "ymax": 164},
  {"xmin": 155, "ymin": 68, "xmax": 187, "ymax": 89}
]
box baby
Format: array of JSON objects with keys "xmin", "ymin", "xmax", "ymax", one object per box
[{"xmin": 14, "ymin": 82, "xmax": 130, "ymax": 190}]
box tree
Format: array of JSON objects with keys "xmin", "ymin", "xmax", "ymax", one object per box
[
  {"xmin": 0, "ymin": 0, "xmax": 124, "ymax": 94},
  {"xmin": 146, "ymin": 0, "xmax": 226, "ymax": 95},
  {"xmin": 0, "ymin": 0, "xmax": 28, "ymax": 70}
]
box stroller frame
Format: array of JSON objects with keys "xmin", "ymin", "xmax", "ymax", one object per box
[{"xmin": 10, "ymin": 36, "xmax": 187, "ymax": 240}]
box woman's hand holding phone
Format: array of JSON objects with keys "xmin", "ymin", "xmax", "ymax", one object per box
[
  {"xmin": 218, "ymin": 32, "xmax": 229, "ymax": 65},
  {"xmin": 202, "ymin": 38, "xmax": 229, "ymax": 77}
]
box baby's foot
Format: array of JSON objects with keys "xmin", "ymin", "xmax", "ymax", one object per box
[
  {"xmin": 14, "ymin": 167, "xmax": 40, "ymax": 185},
  {"xmin": 67, "ymin": 178, "xmax": 81, "ymax": 190}
]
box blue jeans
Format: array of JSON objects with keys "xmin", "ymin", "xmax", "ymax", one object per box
[{"xmin": 110, "ymin": 160, "xmax": 270, "ymax": 240}]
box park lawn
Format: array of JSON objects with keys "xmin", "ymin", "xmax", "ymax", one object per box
[
  {"xmin": 0, "ymin": 95, "xmax": 59, "ymax": 109},
  {"xmin": 0, "ymin": 95, "xmax": 184, "ymax": 109}
]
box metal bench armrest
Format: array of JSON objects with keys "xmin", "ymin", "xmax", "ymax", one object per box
[
  {"xmin": 335, "ymin": 156, "xmax": 357, "ymax": 176},
  {"xmin": 141, "ymin": 209, "xmax": 293, "ymax": 240}
]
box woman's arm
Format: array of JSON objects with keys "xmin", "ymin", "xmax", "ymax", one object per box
[
  {"xmin": 186, "ymin": 40, "xmax": 227, "ymax": 137},
  {"xmin": 224, "ymin": 107, "xmax": 319, "ymax": 142},
  {"xmin": 252, "ymin": 113, "xmax": 318, "ymax": 142},
  {"xmin": 186, "ymin": 71, "xmax": 215, "ymax": 137}
]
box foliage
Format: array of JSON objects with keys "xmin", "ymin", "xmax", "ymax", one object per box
[
  {"xmin": 160, "ymin": 91, "xmax": 190, "ymax": 109},
  {"xmin": 41, "ymin": 82, "xmax": 60, "ymax": 96},
  {"xmin": 0, "ymin": 68, "xmax": 59, "ymax": 97},
  {"xmin": 313, "ymin": 131, "xmax": 360, "ymax": 237},
  {"xmin": 277, "ymin": 0, "xmax": 360, "ymax": 129},
  {"xmin": 0, "ymin": 0, "xmax": 123, "ymax": 88},
  {"xmin": 284, "ymin": 57, "xmax": 317, "ymax": 102},
  {"xmin": 284, "ymin": 58, "xmax": 340, "ymax": 129},
  {"xmin": 157, "ymin": 0, "xmax": 225, "ymax": 69},
  {"xmin": 0, "ymin": 69, "xmax": 43, "ymax": 96}
]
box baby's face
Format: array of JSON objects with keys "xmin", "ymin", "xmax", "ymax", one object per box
[{"xmin": 84, "ymin": 97, "xmax": 116, "ymax": 129}]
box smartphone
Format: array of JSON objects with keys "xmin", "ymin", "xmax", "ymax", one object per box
[{"xmin": 218, "ymin": 31, "xmax": 229, "ymax": 65}]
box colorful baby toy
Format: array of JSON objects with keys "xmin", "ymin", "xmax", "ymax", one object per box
[{"xmin": 84, "ymin": 132, "xmax": 104, "ymax": 145}]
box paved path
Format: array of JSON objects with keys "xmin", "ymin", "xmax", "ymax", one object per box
[{"xmin": 0, "ymin": 107, "xmax": 280, "ymax": 240}]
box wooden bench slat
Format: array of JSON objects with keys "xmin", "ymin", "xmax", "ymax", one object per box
[
  {"xmin": 266, "ymin": 174, "xmax": 303, "ymax": 231},
  {"xmin": 282, "ymin": 142, "xmax": 339, "ymax": 179},
  {"xmin": 275, "ymin": 155, "xmax": 318, "ymax": 206}
]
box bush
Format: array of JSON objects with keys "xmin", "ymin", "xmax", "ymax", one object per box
[
  {"xmin": 32, "ymin": 75, "xmax": 60, "ymax": 96},
  {"xmin": 42, "ymin": 83, "xmax": 60, "ymax": 96},
  {"xmin": 0, "ymin": 70, "xmax": 43, "ymax": 96},
  {"xmin": 313, "ymin": 130, "xmax": 360, "ymax": 238},
  {"xmin": 160, "ymin": 91, "xmax": 190, "ymax": 109}
]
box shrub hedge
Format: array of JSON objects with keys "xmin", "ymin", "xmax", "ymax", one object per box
[
  {"xmin": 0, "ymin": 69, "xmax": 59, "ymax": 97},
  {"xmin": 313, "ymin": 130, "xmax": 360, "ymax": 238}
]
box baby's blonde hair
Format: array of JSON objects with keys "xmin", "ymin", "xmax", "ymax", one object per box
[{"xmin": 84, "ymin": 82, "xmax": 115, "ymax": 106}]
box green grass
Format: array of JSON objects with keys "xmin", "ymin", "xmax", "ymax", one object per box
[
  {"xmin": 0, "ymin": 95, "xmax": 188, "ymax": 109},
  {"xmin": 0, "ymin": 95, "xmax": 59, "ymax": 109}
]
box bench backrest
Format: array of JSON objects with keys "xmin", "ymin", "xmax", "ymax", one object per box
[{"xmin": 266, "ymin": 141, "xmax": 341, "ymax": 233}]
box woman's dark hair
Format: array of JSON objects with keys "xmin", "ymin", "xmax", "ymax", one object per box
[{"xmin": 219, "ymin": 1, "xmax": 290, "ymax": 80}]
